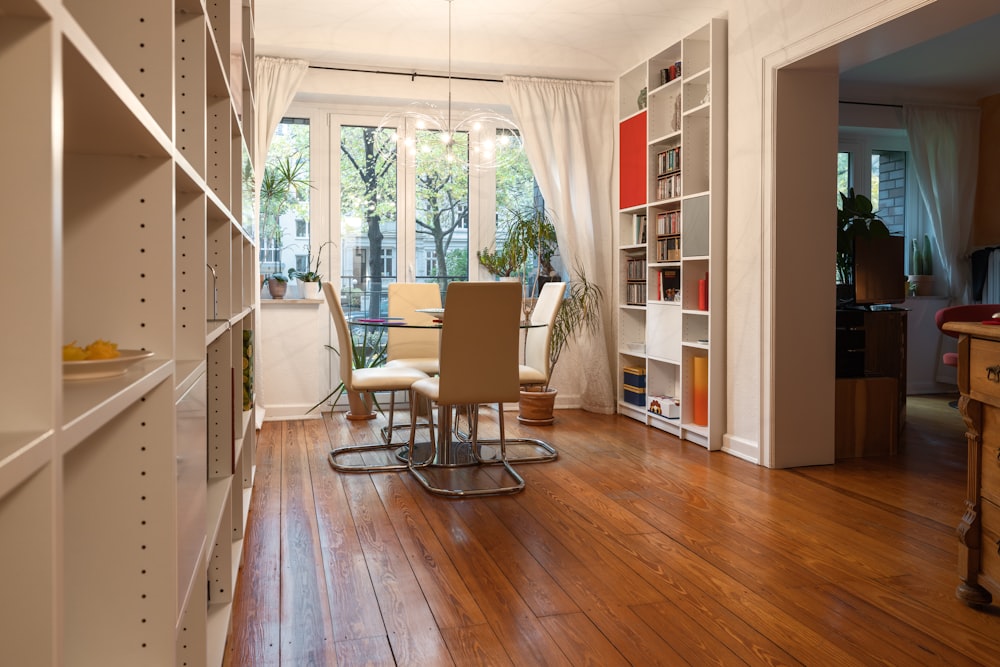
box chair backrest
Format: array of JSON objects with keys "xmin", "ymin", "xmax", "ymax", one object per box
[
  {"xmin": 322, "ymin": 282, "xmax": 356, "ymax": 392},
  {"xmin": 935, "ymin": 304, "xmax": 1000, "ymax": 338},
  {"xmin": 387, "ymin": 282, "xmax": 441, "ymax": 361},
  {"xmin": 523, "ymin": 281, "xmax": 566, "ymax": 380},
  {"xmin": 437, "ymin": 281, "xmax": 521, "ymax": 405}
]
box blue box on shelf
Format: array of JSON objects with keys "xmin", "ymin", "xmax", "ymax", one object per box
[
  {"xmin": 623, "ymin": 366, "xmax": 646, "ymax": 389},
  {"xmin": 623, "ymin": 383, "xmax": 646, "ymax": 406}
]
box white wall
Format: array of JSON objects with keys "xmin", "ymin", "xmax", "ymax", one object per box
[{"xmin": 727, "ymin": 0, "xmax": 1000, "ymax": 466}]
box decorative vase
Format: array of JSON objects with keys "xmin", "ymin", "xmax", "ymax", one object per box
[
  {"xmin": 267, "ymin": 278, "xmax": 287, "ymax": 299},
  {"xmin": 300, "ymin": 281, "xmax": 321, "ymax": 299},
  {"xmin": 518, "ymin": 387, "xmax": 558, "ymax": 425},
  {"xmin": 637, "ymin": 87, "xmax": 647, "ymax": 111},
  {"xmin": 345, "ymin": 389, "xmax": 375, "ymax": 421}
]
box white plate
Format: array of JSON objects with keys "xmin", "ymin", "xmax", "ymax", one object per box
[
  {"xmin": 63, "ymin": 349, "xmax": 155, "ymax": 380},
  {"xmin": 415, "ymin": 307, "xmax": 445, "ymax": 320}
]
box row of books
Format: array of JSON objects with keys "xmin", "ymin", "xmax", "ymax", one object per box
[
  {"xmin": 656, "ymin": 172, "xmax": 681, "ymax": 200},
  {"xmin": 656, "ymin": 147, "xmax": 681, "ymax": 175},
  {"xmin": 659, "ymin": 61, "xmax": 682, "ymax": 85},
  {"xmin": 655, "ymin": 210, "xmax": 679, "ymax": 235},
  {"xmin": 631, "ymin": 213, "xmax": 647, "ymax": 244},
  {"xmin": 655, "ymin": 236, "xmax": 680, "ymax": 262},
  {"xmin": 625, "ymin": 281, "xmax": 647, "ymax": 306},
  {"xmin": 626, "ymin": 256, "xmax": 646, "ymax": 281},
  {"xmin": 657, "ymin": 268, "xmax": 681, "ymax": 302}
]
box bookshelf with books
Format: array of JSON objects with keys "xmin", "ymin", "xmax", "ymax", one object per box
[{"xmin": 615, "ymin": 18, "xmax": 726, "ymax": 450}]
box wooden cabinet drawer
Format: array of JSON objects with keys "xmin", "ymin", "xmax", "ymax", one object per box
[
  {"xmin": 969, "ymin": 338, "xmax": 1000, "ymax": 405},
  {"xmin": 984, "ymin": 435, "xmax": 1000, "ymax": 507},
  {"xmin": 981, "ymin": 498, "xmax": 1000, "ymax": 596}
]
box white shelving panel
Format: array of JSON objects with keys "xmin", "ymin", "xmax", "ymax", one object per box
[
  {"xmin": 0, "ymin": 1, "xmax": 257, "ymax": 664},
  {"xmin": 615, "ymin": 18, "xmax": 727, "ymax": 450}
]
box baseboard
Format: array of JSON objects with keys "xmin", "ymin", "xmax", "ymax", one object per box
[
  {"xmin": 260, "ymin": 404, "xmax": 324, "ymax": 421},
  {"xmin": 722, "ymin": 433, "xmax": 759, "ymax": 465}
]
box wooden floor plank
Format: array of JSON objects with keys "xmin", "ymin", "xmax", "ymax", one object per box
[
  {"xmin": 280, "ymin": 420, "xmax": 338, "ymax": 665},
  {"xmin": 309, "ymin": 415, "xmax": 388, "ymax": 642},
  {"xmin": 225, "ymin": 398, "xmax": 1000, "ymax": 666},
  {"xmin": 223, "ymin": 421, "xmax": 282, "ymax": 667}
]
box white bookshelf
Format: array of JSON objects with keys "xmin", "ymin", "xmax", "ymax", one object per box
[
  {"xmin": 0, "ymin": 0, "xmax": 256, "ymax": 664},
  {"xmin": 615, "ymin": 19, "xmax": 727, "ymax": 449}
]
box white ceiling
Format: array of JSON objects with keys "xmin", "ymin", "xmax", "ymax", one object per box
[
  {"xmin": 254, "ymin": 0, "xmax": 727, "ymax": 81},
  {"xmin": 255, "ymin": 1, "xmax": 1000, "ymax": 99}
]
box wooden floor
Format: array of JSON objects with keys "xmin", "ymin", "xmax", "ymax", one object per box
[{"xmin": 223, "ymin": 396, "xmax": 1000, "ymax": 666}]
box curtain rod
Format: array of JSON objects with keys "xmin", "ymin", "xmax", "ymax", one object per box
[
  {"xmin": 309, "ymin": 64, "xmax": 503, "ymax": 84},
  {"xmin": 839, "ymin": 100, "xmax": 903, "ymax": 109}
]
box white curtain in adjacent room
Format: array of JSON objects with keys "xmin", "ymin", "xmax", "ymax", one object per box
[
  {"xmin": 903, "ymin": 104, "xmax": 981, "ymax": 303},
  {"xmin": 505, "ymin": 76, "xmax": 615, "ymax": 413}
]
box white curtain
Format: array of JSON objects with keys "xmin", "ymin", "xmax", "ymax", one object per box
[
  {"xmin": 252, "ymin": 56, "xmax": 307, "ymax": 424},
  {"xmin": 253, "ymin": 56, "xmax": 309, "ymax": 198},
  {"xmin": 903, "ymin": 104, "xmax": 980, "ymax": 303},
  {"xmin": 504, "ymin": 76, "xmax": 615, "ymax": 413}
]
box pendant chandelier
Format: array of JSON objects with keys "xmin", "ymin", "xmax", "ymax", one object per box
[{"xmin": 376, "ymin": 0, "xmax": 523, "ymax": 170}]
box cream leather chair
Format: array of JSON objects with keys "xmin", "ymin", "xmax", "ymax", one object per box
[
  {"xmin": 459, "ymin": 281, "xmax": 564, "ymax": 463},
  {"xmin": 323, "ymin": 282, "xmax": 429, "ymax": 472},
  {"xmin": 406, "ymin": 281, "xmax": 525, "ymax": 496},
  {"xmin": 385, "ymin": 282, "xmax": 441, "ymax": 375}
]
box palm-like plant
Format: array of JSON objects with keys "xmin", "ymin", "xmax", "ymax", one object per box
[
  {"xmin": 545, "ymin": 268, "xmax": 603, "ymax": 391},
  {"xmin": 259, "ymin": 155, "xmax": 311, "ymax": 259}
]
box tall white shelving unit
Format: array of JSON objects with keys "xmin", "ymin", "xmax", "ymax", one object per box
[
  {"xmin": 615, "ymin": 19, "xmax": 727, "ymax": 450},
  {"xmin": 0, "ymin": 1, "xmax": 257, "ymax": 665}
]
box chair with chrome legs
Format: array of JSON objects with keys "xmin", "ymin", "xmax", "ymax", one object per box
[
  {"xmin": 323, "ymin": 282, "xmax": 429, "ymax": 472},
  {"xmin": 406, "ymin": 281, "xmax": 525, "ymax": 496},
  {"xmin": 456, "ymin": 281, "xmax": 565, "ymax": 463},
  {"xmin": 380, "ymin": 282, "xmax": 442, "ymax": 444}
]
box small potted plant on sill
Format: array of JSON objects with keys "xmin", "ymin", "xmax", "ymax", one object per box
[
  {"xmin": 908, "ymin": 234, "xmax": 935, "ymax": 296},
  {"xmin": 290, "ymin": 240, "xmax": 334, "ymax": 299},
  {"xmin": 266, "ymin": 270, "xmax": 289, "ymax": 299}
]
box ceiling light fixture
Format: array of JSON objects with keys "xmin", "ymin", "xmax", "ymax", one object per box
[{"xmin": 375, "ymin": 0, "xmax": 523, "ymax": 171}]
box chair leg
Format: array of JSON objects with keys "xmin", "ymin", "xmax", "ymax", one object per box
[
  {"xmin": 455, "ymin": 403, "xmax": 558, "ymax": 464},
  {"xmin": 329, "ymin": 392, "xmax": 410, "ymax": 473},
  {"xmin": 407, "ymin": 400, "xmax": 525, "ymax": 497}
]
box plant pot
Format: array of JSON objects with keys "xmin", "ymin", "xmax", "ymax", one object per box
[
  {"xmin": 300, "ymin": 281, "xmax": 321, "ymax": 299},
  {"xmin": 345, "ymin": 389, "xmax": 375, "ymax": 421},
  {"xmin": 907, "ymin": 274, "xmax": 935, "ymax": 297},
  {"xmin": 518, "ymin": 387, "xmax": 558, "ymax": 425},
  {"xmin": 267, "ymin": 278, "xmax": 287, "ymax": 299}
]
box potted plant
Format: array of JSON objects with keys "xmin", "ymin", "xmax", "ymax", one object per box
[
  {"xmin": 908, "ymin": 234, "xmax": 935, "ymax": 296},
  {"xmin": 506, "ymin": 205, "xmax": 560, "ymax": 297},
  {"xmin": 266, "ymin": 270, "xmax": 289, "ymax": 299},
  {"xmin": 518, "ymin": 268, "xmax": 603, "ymax": 424},
  {"xmin": 476, "ymin": 225, "xmax": 528, "ymax": 280},
  {"xmin": 836, "ymin": 188, "xmax": 889, "ymax": 304},
  {"xmin": 289, "ymin": 240, "xmax": 334, "ymax": 299}
]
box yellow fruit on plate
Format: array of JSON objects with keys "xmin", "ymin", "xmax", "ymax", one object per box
[
  {"xmin": 63, "ymin": 339, "xmax": 121, "ymax": 361},
  {"xmin": 62, "ymin": 342, "xmax": 87, "ymax": 361}
]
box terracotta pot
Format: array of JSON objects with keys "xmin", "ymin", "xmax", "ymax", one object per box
[
  {"xmin": 267, "ymin": 278, "xmax": 287, "ymax": 299},
  {"xmin": 345, "ymin": 389, "xmax": 375, "ymax": 421},
  {"xmin": 518, "ymin": 387, "xmax": 558, "ymax": 425}
]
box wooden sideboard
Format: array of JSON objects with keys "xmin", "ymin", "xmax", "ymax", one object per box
[{"xmin": 943, "ymin": 320, "xmax": 1000, "ymax": 608}]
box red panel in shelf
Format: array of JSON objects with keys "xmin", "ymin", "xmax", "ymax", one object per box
[{"xmin": 620, "ymin": 112, "xmax": 646, "ymax": 209}]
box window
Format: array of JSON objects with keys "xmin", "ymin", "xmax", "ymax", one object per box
[
  {"xmin": 839, "ymin": 130, "xmax": 924, "ymax": 273},
  {"xmin": 259, "ymin": 117, "xmax": 311, "ymax": 277},
  {"xmin": 294, "ymin": 254, "xmax": 308, "ymax": 273},
  {"xmin": 381, "ymin": 248, "xmax": 394, "ymax": 277},
  {"xmin": 334, "ymin": 112, "xmax": 541, "ymax": 317},
  {"xmin": 423, "ymin": 249, "xmax": 438, "ymax": 276}
]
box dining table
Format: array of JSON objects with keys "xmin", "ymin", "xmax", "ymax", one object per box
[{"xmin": 345, "ymin": 313, "xmax": 553, "ymax": 468}]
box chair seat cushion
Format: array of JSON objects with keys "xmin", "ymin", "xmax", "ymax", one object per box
[
  {"xmin": 943, "ymin": 351, "xmax": 959, "ymax": 367},
  {"xmin": 386, "ymin": 357, "xmax": 440, "ymax": 375},
  {"xmin": 411, "ymin": 376, "xmax": 440, "ymax": 401},
  {"xmin": 518, "ymin": 364, "xmax": 547, "ymax": 385},
  {"xmin": 352, "ymin": 366, "xmax": 428, "ymax": 392}
]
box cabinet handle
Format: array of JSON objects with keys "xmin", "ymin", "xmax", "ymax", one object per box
[{"xmin": 987, "ymin": 365, "xmax": 1000, "ymax": 382}]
